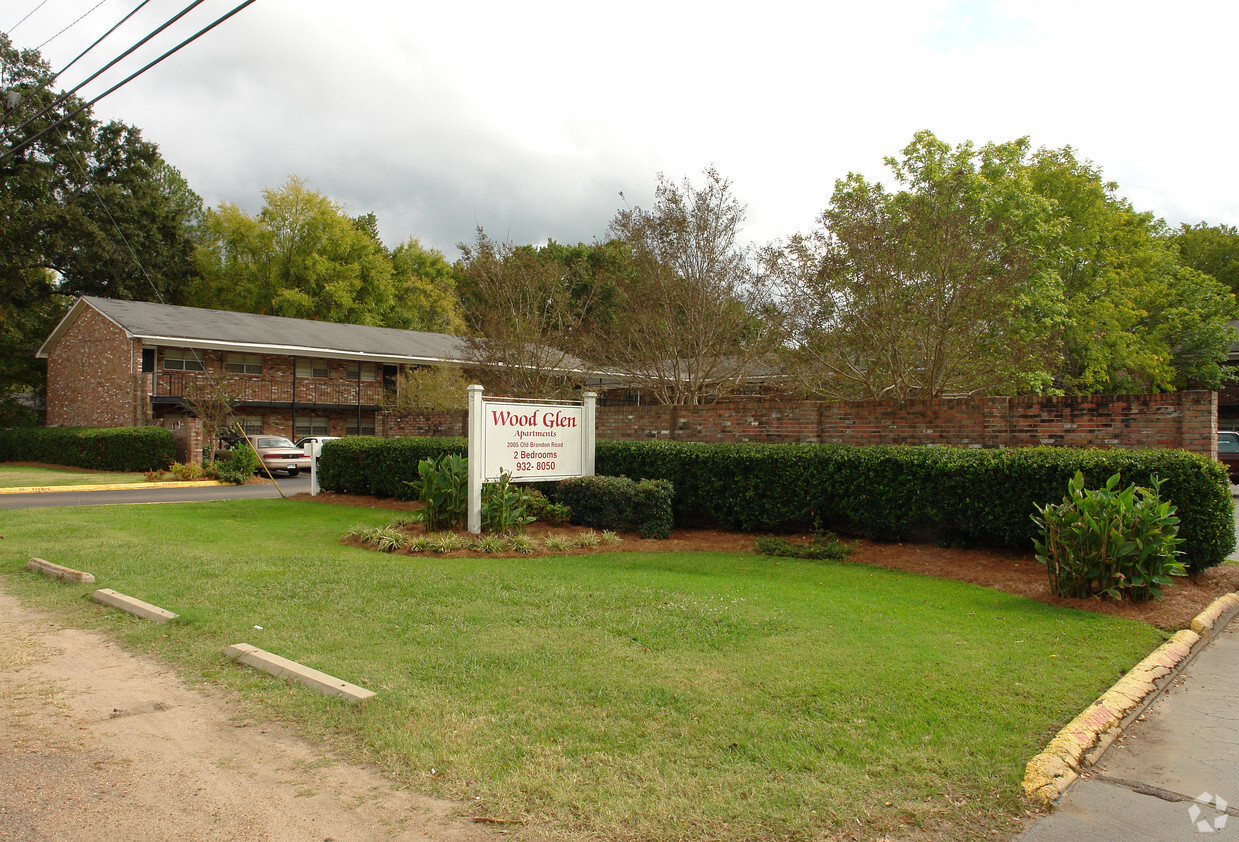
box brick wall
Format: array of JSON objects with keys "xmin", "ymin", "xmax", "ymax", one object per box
[
  {"xmin": 46, "ymin": 307, "xmax": 141, "ymax": 427},
  {"xmin": 595, "ymin": 392, "xmax": 1219, "ymax": 459},
  {"xmin": 377, "ymin": 392, "xmax": 1218, "ymax": 459}
]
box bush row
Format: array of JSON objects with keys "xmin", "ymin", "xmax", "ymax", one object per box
[
  {"xmin": 318, "ymin": 436, "xmax": 466, "ymax": 499},
  {"xmin": 0, "ymin": 426, "xmax": 176, "ymax": 472},
  {"xmin": 594, "ymin": 441, "xmax": 1235, "ymax": 572},
  {"xmin": 555, "ymin": 475, "xmax": 674, "ymax": 538}
]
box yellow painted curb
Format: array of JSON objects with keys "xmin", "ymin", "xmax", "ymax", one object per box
[
  {"xmin": 0, "ymin": 480, "xmax": 226, "ymax": 494},
  {"xmin": 1023, "ymin": 590, "xmax": 1239, "ymax": 808}
]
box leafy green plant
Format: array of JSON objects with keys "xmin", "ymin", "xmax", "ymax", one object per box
[
  {"xmin": 473, "ymin": 535, "xmax": 506, "ymax": 554},
  {"xmin": 482, "ymin": 471, "xmax": 536, "ymax": 534},
  {"xmin": 522, "ymin": 488, "xmax": 572, "ymax": 526},
  {"xmin": 168, "ymin": 461, "xmax": 205, "ymax": 481},
  {"xmin": 215, "ymin": 443, "xmax": 260, "ymax": 484},
  {"xmin": 599, "ymin": 530, "xmax": 620, "ymax": 545},
  {"xmin": 574, "ymin": 530, "xmax": 602, "ymax": 548},
  {"xmin": 754, "ymin": 533, "xmax": 853, "ymax": 561},
  {"xmin": 425, "ymin": 531, "xmax": 469, "ymax": 554},
  {"xmin": 1032, "ymin": 471, "xmax": 1186, "ymax": 602},
  {"xmin": 544, "ymin": 535, "xmax": 572, "ymax": 553},
  {"xmin": 407, "ymin": 454, "xmax": 468, "ymax": 531},
  {"xmin": 507, "ymin": 534, "xmax": 538, "ymax": 554},
  {"xmin": 387, "ymin": 511, "xmax": 426, "ymax": 528}
]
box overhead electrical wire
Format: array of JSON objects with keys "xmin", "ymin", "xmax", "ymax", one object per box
[
  {"xmin": 37, "ymin": 0, "xmax": 109, "ymax": 51},
  {"xmin": 1, "ymin": 0, "xmax": 259, "ymax": 163},
  {"xmin": 52, "ymin": 0, "xmax": 155, "ymax": 82},
  {"xmin": 8, "ymin": 0, "xmax": 51, "ymax": 33},
  {"xmin": 3, "ymin": 0, "xmax": 211, "ymax": 143}
]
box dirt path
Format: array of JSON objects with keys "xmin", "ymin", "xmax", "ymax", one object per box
[{"xmin": 0, "ymin": 589, "xmax": 497, "ymax": 842}]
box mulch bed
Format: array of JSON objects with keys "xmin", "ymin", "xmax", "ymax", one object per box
[{"xmin": 301, "ymin": 491, "xmax": 1239, "ymax": 632}]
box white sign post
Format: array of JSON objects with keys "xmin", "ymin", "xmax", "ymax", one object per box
[{"xmin": 467, "ymin": 386, "xmax": 596, "ymax": 534}]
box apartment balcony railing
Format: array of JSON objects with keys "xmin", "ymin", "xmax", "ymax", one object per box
[{"xmin": 150, "ymin": 372, "xmax": 386, "ymax": 408}]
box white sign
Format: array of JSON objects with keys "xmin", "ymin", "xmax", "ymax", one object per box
[
  {"xmin": 466, "ymin": 386, "xmax": 596, "ymax": 533},
  {"xmin": 483, "ymin": 402, "xmax": 583, "ymax": 481}
]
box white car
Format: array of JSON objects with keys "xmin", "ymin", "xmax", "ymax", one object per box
[{"xmin": 295, "ymin": 436, "xmax": 341, "ymax": 459}]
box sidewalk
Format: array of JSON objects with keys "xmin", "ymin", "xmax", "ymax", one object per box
[{"xmin": 1018, "ymin": 618, "xmax": 1239, "ymax": 842}]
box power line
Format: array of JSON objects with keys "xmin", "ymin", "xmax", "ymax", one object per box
[
  {"xmin": 52, "ymin": 0, "xmax": 155, "ymax": 82},
  {"xmin": 37, "ymin": 0, "xmax": 109, "ymax": 51},
  {"xmin": 1, "ymin": 0, "xmax": 259, "ymax": 163},
  {"xmin": 4, "ymin": 0, "xmax": 211, "ymax": 143},
  {"xmin": 8, "ymin": 0, "xmax": 51, "ymax": 33}
]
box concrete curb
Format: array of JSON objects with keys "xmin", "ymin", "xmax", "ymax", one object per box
[
  {"xmin": 1022, "ymin": 592, "xmax": 1239, "ymax": 807},
  {"xmin": 27, "ymin": 557, "xmax": 95, "ymax": 584},
  {"xmin": 225, "ymin": 643, "xmax": 376, "ymax": 703},
  {"xmin": 91, "ymin": 589, "xmax": 179, "ymax": 623},
  {"xmin": 0, "ymin": 480, "xmax": 225, "ymax": 494}
]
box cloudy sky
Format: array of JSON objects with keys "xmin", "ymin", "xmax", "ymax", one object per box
[{"xmin": 7, "ymin": 0, "xmax": 1238, "ymax": 257}]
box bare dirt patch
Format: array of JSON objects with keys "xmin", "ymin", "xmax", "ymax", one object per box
[
  {"xmin": 0, "ymin": 589, "xmax": 495, "ymax": 841},
  {"xmin": 309, "ymin": 491, "xmax": 1239, "ymax": 632}
]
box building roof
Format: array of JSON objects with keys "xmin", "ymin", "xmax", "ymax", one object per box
[
  {"xmin": 37, "ymin": 296, "xmax": 589, "ymax": 374},
  {"xmin": 38, "ymin": 296, "xmax": 469, "ymax": 364}
]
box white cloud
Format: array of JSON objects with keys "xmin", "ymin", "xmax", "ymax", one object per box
[{"xmin": 9, "ymin": 0, "xmax": 1239, "ymax": 256}]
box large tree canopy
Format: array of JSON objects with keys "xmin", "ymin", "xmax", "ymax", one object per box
[
  {"xmin": 778, "ymin": 131, "xmax": 1237, "ymax": 398},
  {"xmin": 598, "ymin": 168, "xmax": 784, "ymax": 404},
  {"xmin": 188, "ymin": 176, "xmax": 463, "ymax": 332},
  {"xmin": 777, "ymin": 133, "xmax": 1061, "ymax": 400},
  {"xmin": 0, "ymin": 33, "xmax": 202, "ymax": 423}
]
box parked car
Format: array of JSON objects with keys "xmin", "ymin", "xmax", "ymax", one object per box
[
  {"xmin": 1219, "ymin": 431, "xmax": 1239, "ymax": 483},
  {"xmin": 250, "ymin": 436, "xmax": 312, "ymax": 477},
  {"xmin": 295, "ymin": 435, "xmax": 340, "ymax": 459}
]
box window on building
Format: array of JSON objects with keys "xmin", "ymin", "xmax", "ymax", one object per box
[
  {"xmin": 236, "ymin": 415, "xmax": 263, "ymax": 435},
  {"xmin": 294, "ymin": 416, "xmax": 329, "ymax": 437},
  {"xmin": 225, "ymin": 353, "xmax": 263, "ymax": 375},
  {"xmin": 162, "ymin": 348, "xmax": 205, "ymax": 371},
  {"xmin": 346, "ymin": 361, "xmax": 378, "ymax": 381},
  {"xmin": 296, "ymin": 357, "xmax": 329, "ymax": 379},
  {"xmin": 346, "ymin": 414, "xmax": 375, "ymax": 436}
]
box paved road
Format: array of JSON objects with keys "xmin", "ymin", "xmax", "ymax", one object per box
[
  {"xmin": 1018, "ymin": 619, "xmax": 1239, "ymax": 842},
  {"xmin": 0, "ymin": 474, "xmax": 313, "ymax": 509}
]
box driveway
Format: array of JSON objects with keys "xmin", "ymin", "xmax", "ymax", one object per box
[{"xmin": 0, "ymin": 474, "xmax": 314, "ymax": 509}]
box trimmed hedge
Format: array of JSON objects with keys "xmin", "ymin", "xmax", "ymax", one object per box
[
  {"xmin": 318, "ymin": 436, "xmax": 467, "ymax": 499},
  {"xmin": 0, "ymin": 426, "xmax": 175, "ymax": 472},
  {"xmin": 594, "ymin": 441, "xmax": 1235, "ymax": 572},
  {"xmin": 555, "ymin": 475, "xmax": 674, "ymax": 538}
]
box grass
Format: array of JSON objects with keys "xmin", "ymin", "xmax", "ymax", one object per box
[
  {"xmin": 0, "ymin": 499, "xmax": 1168, "ymax": 841},
  {"xmin": 0, "ymin": 464, "xmax": 150, "ymax": 487}
]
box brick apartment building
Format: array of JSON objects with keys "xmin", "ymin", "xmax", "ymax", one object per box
[{"xmin": 36, "ymin": 296, "xmax": 590, "ymax": 443}]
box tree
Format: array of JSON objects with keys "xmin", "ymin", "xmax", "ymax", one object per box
[
  {"xmin": 0, "ymin": 33, "xmax": 203, "ymax": 421},
  {"xmin": 1173, "ymin": 222, "xmax": 1239, "ymax": 298},
  {"xmin": 598, "ymin": 168, "xmax": 783, "ymax": 404},
  {"xmin": 1026, "ymin": 148, "xmax": 1238, "ymax": 392},
  {"xmin": 776, "ymin": 133, "xmax": 1062, "ymax": 399},
  {"xmin": 455, "ymin": 230, "xmax": 595, "ymax": 398},
  {"xmin": 189, "ymin": 178, "xmax": 465, "ymax": 333}
]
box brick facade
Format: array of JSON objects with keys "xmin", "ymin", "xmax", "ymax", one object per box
[
  {"xmin": 45, "ymin": 307, "xmax": 143, "ymax": 428},
  {"xmin": 378, "ymin": 391, "xmax": 1219, "ymax": 459}
]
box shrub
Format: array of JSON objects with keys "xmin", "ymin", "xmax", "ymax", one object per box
[
  {"xmin": 754, "ymin": 533, "xmax": 853, "ymax": 562},
  {"xmin": 521, "ymin": 488, "xmax": 572, "ymax": 526},
  {"xmin": 482, "ymin": 471, "xmax": 535, "ymax": 535},
  {"xmin": 317, "ymin": 436, "xmax": 466, "ymax": 498},
  {"xmin": 1032, "ymin": 472, "xmax": 1186, "ymax": 602},
  {"xmin": 0, "ymin": 426, "xmax": 175, "ymax": 472},
  {"xmin": 215, "ymin": 444, "xmax": 260, "ymax": 484},
  {"xmin": 407, "ymin": 454, "xmax": 468, "ymax": 531},
  {"xmin": 555, "ymin": 475, "xmax": 674, "ymax": 539},
  {"xmin": 594, "ymin": 440, "xmax": 1233, "ymax": 572},
  {"xmin": 168, "ymin": 461, "xmax": 205, "ymax": 481}
]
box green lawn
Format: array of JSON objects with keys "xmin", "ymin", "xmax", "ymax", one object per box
[
  {"xmin": 0, "ymin": 464, "xmax": 149, "ymax": 487},
  {"xmin": 0, "ymin": 500, "xmax": 1167, "ymax": 841}
]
